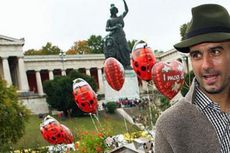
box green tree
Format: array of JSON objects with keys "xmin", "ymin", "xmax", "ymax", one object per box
[
  {"xmin": 87, "ymin": 35, "xmax": 104, "ymax": 54},
  {"xmin": 24, "ymin": 42, "xmax": 61, "ymax": 55},
  {"xmin": 68, "ymin": 70, "xmax": 97, "ymax": 92},
  {"xmin": 43, "ymin": 70, "xmax": 97, "ymax": 117},
  {"xmin": 181, "ymin": 71, "xmax": 195, "ymax": 96},
  {"xmin": 180, "ymin": 23, "xmax": 189, "ymax": 41},
  {"xmin": 24, "ymin": 49, "xmax": 40, "ymax": 55},
  {"xmin": 0, "ymin": 79, "xmax": 30, "ymax": 151},
  {"xmin": 41, "ymin": 42, "xmax": 61, "ymax": 55}
]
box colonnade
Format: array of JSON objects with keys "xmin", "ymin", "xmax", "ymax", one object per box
[
  {"xmin": 0, "ymin": 55, "xmax": 105, "ymax": 96},
  {"xmin": 1, "ymin": 47, "xmax": 189, "ymax": 99},
  {"xmin": 1, "ymin": 56, "xmax": 29, "ymax": 91},
  {"xmin": 27, "ymin": 67, "xmax": 104, "ymax": 96}
]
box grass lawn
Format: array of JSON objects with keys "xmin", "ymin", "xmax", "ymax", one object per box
[{"xmin": 13, "ymin": 110, "xmax": 138, "ymax": 150}]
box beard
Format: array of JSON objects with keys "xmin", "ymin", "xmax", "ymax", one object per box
[
  {"xmin": 202, "ymin": 85, "xmax": 226, "ymax": 94},
  {"xmin": 199, "ymin": 75, "xmax": 230, "ymax": 95}
]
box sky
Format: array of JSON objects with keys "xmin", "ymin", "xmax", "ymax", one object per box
[{"xmin": 0, "ymin": 0, "xmax": 229, "ymax": 52}]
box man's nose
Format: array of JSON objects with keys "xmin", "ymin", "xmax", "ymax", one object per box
[{"xmin": 201, "ymin": 55, "xmax": 213, "ymax": 70}]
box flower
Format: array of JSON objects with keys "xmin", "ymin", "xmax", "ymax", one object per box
[
  {"xmin": 123, "ymin": 131, "xmax": 154, "ymax": 143},
  {"xmin": 76, "ymin": 129, "xmax": 109, "ymax": 153}
]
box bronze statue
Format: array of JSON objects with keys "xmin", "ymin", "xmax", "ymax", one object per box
[{"xmin": 104, "ymin": 0, "xmax": 131, "ymax": 70}]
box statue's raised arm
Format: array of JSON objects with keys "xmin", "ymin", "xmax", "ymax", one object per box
[{"xmin": 122, "ymin": 0, "xmax": 129, "ymax": 18}]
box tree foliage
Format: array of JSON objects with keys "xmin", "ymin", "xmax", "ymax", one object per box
[
  {"xmin": 180, "ymin": 23, "xmax": 189, "ymax": 41},
  {"xmin": 65, "ymin": 48, "xmax": 77, "ymax": 55},
  {"xmin": 24, "ymin": 42, "xmax": 61, "ymax": 55},
  {"xmin": 67, "ymin": 35, "xmax": 104, "ymax": 55},
  {"xmin": 68, "ymin": 70, "xmax": 97, "ymax": 92},
  {"xmin": 43, "ymin": 70, "xmax": 98, "ymax": 117},
  {"xmin": 181, "ymin": 71, "xmax": 195, "ymax": 96},
  {"xmin": 41, "ymin": 42, "xmax": 61, "ymax": 55},
  {"xmin": 24, "ymin": 35, "xmax": 137, "ymax": 55},
  {"xmin": 127, "ymin": 39, "xmax": 137, "ymax": 51},
  {"xmin": 23, "ymin": 49, "xmax": 38, "ymax": 55},
  {"xmin": 0, "ymin": 79, "xmax": 30, "ymax": 151},
  {"xmin": 87, "ymin": 35, "xmax": 104, "ymax": 54},
  {"xmin": 66, "ymin": 40, "xmax": 91, "ymax": 55}
]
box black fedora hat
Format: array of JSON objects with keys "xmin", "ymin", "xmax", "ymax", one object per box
[{"xmin": 174, "ymin": 4, "xmax": 230, "ymax": 53}]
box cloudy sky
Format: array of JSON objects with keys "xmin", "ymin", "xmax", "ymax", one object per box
[{"xmin": 0, "ymin": 0, "xmax": 229, "ymax": 52}]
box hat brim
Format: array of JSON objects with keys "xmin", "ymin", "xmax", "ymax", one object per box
[{"xmin": 174, "ymin": 32, "xmax": 230, "ymax": 53}]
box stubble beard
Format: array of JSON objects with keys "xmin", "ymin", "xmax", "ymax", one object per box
[{"xmin": 200, "ymin": 76, "xmax": 230, "ymax": 95}]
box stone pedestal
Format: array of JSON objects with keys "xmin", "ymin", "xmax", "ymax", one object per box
[{"xmin": 104, "ymin": 70, "xmax": 140, "ymax": 102}]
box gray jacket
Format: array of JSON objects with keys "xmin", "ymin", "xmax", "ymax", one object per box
[{"xmin": 155, "ymin": 82, "xmax": 220, "ymax": 153}]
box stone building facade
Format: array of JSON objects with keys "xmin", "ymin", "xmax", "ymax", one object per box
[{"xmin": 0, "ymin": 35, "xmax": 190, "ymax": 114}]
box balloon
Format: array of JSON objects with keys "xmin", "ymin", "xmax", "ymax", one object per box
[
  {"xmin": 104, "ymin": 57, "xmax": 125, "ymax": 91},
  {"xmin": 40, "ymin": 115, "xmax": 74, "ymax": 145},
  {"xmin": 131, "ymin": 41, "xmax": 156, "ymax": 81},
  {"xmin": 61, "ymin": 124, "xmax": 75, "ymax": 144},
  {"xmin": 72, "ymin": 78, "xmax": 98, "ymax": 113},
  {"xmin": 152, "ymin": 61, "xmax": 185, "ymax": 100}
]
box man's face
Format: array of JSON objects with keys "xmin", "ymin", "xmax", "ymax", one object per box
[{"xmin": 190, "ymin": 41, "xmax": 230, "ymax": 94}]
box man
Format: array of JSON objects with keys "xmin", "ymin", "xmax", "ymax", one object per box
[{"xmin": 155, "ymin": 4, "xmax": 230, "ymax": 153}]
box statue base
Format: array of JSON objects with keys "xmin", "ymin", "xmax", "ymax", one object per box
[{"xmin": 103, "ymin": 70, "xmax": 140, "ymax": 102}]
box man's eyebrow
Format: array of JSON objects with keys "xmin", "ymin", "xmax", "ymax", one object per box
[
  {"xmin": 189, "ymin": 50, "xmax": 200, "ymax": 54},
  {"xmin": 209, "ymin": 46, "xmax": 224, "ymax": 51},
  {"xmin": 190, "ymin": 45, "xmax": 224, "ymax": 53}
]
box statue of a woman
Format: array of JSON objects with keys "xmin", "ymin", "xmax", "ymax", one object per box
[{"xmin": 104, "ymin": 0, "xmax": 131, "ymax": 69}]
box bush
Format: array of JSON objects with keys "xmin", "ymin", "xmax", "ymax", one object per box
[
  {"xmin": 181, "ymin": 71, "xmax": 195, "ymax": 96},
  {"xmin": 105, "ymin": 102, "xmax": 117, "ymax": 114},
  {"xmin": 71, "ymin": 103, "xmax": 88, "ymax": 117},
  {"xmin": 0, "ymin": 79, "xmax": 30, "ymax": 151},
  {"xmin": 43, "ymin": 70, "xmax": 98, "ymax": 117},
  {"xmin": 68, "ymin": 70, "xmax": 97, "ymax": 92},
  {"xmin": 159, "ymin": 95, "xmax": 171, "ymax": 111},
  {"xmin": 97, "ymin": 94, "xmax": 105, "ymax": 101},
  {"xmin": 76, "ymin": 130, "xmax": 108, "ymax": 153}
]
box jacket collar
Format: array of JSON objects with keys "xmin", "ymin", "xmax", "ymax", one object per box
[{"xmin": 184, "ymin": 78, "xmax": 196, "ymax": 103}]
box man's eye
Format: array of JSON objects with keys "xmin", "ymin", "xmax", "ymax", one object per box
[
  {"xmin": 190, "ymin": 52, "xmax": 202, "ymax": 60},
  {"xmin": 210, "ymin": 49, "xmax": 221, "ymax": 56}
]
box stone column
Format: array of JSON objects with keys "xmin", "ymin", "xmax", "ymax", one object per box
[
  {"xmin": 49, "ymin": 69, "xmax": 54, "ymax": 80},
  {"xmin": 181, "ymin": 55, "xmax": 188, "ymax": 73},
  {"xmin": 2, "ymin": 57, "xmax": 12, "ymax": 86},
  {"xmin": 35, "ymin": 70, "xmax": 44, "ymax": 95},
  {"xmin": 181, "ymin": 59, "xmax": 187, "ymax": 73},
  {"xmin": 61, "ymin": 69, "xmax": 66, "ymax": 76},
  {"xmin": 86, "ymin": 68, "xmax": 91, "ymax": 76},
  {"xmin": 18, "ymin": 57, "xmax": 29, "ymax": 91},
  {"xmin": 97, "ymin": 68, "xmax": 104, "ymax": 93}
]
